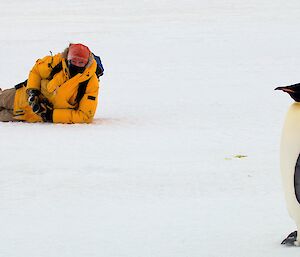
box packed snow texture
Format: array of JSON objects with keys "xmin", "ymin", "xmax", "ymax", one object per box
[{"xmin": 0, "ymin": 0, "xmax": 299, "ymax": 256}]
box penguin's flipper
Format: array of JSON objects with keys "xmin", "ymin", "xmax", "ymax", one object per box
[{"xmin": 281, "ymin": 231, "xmax": 298, "ymax": 246}]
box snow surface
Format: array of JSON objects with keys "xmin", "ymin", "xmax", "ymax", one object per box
[{"xmin": 0, "ymin": 0, "xmax": 300, "ymax": 256}]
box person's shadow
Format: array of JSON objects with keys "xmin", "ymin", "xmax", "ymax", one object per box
[{"xmin": 92, "ymin": 118, "xmax": 127, "ymax": 126}]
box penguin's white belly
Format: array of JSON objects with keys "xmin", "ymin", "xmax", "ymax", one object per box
[{"xmin": 281, "ymin": 103, "xmax": 300, "ymax": 229}]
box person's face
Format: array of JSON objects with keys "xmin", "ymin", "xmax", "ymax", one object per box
[{"xmin": 69, "ymin": 58, "xmax": 87, "ymax": 67}]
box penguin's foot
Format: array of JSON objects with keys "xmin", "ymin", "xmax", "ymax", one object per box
[{"xmin": 281, "ymin": 231, "xmax": 298, "ymax": 246}]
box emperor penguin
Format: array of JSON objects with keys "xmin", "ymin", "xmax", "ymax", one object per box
[{"xmin": 276, "ymin": 84, "xmax": 300, "ymax": 245}]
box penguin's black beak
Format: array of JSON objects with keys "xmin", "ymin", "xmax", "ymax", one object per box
[{"xmin": 275, "ymin": 86, "xmax": 296, "ymax": 94}]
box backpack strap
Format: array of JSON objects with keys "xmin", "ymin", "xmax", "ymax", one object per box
[
  {"xmin": 14, "ymin": 80, "xmax": 27, "ymax": 90},
  {"xmin": 75, "ymin": 78, "xmax": 90, "ymax": 105},
  {"xmin": 48, "ymin": 61, "xmax": 63, "ymax": 80}
]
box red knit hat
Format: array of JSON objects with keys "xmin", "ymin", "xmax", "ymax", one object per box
[{"xmin": 67, "ymin": 43, "xmax": 91, "ymax": 67}]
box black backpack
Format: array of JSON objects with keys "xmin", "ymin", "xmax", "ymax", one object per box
[{"xmin": 93, "ymin": 54, "xmax": 104, "ymax": 78}]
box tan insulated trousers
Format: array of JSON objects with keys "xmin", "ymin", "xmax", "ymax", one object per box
[{"xmin": 0, "ymin": 88, "xmax": 16, "ymax": 122}]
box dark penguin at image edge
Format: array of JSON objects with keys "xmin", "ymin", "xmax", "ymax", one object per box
[{"xmin": 276, "ymin": 82, "xmax": 300, "ymax": 246}]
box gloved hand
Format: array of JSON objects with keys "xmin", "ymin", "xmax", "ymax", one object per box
[
  {"xmin": 27, "ymin": 89, "xmax": 41, "ymax": 113},
  {"xmin": 39, "ymin": 100, "xmax": 53, "ymax": 122},
  {"xmin": 27, "ymin": 89, "xmax": 53, "ymax": 122}
]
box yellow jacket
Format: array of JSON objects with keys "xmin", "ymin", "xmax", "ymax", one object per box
[{"xmin": 13, "ymin": 52, "xmax": 99, "ymax": 123}]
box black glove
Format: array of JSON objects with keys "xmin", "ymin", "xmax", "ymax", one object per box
[
  {"xmin": 27, "ymin": 89, "xmax": 41, "ymax": 113},
  {"xmin": 39, "ymin": 100, "xmax": 53, "ymax": 122},
  {"xmin": 27, "ymin": 89, "xmax": 53, "ymax": 122}
]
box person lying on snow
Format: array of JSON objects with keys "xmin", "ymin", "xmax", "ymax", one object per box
[{"xmin": 0, "ymin": 43, "xmax": 104, "ymax": 123}]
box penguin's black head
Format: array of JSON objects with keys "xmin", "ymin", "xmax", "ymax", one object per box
[{"xmin": 275, "ymin": 85, "xmax": 300, "ymax": 102}]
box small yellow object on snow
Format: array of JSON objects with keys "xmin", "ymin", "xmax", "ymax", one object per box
[{"xmin": 234, "ymin": 155, "xmax": 247, "ymax": 159}]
